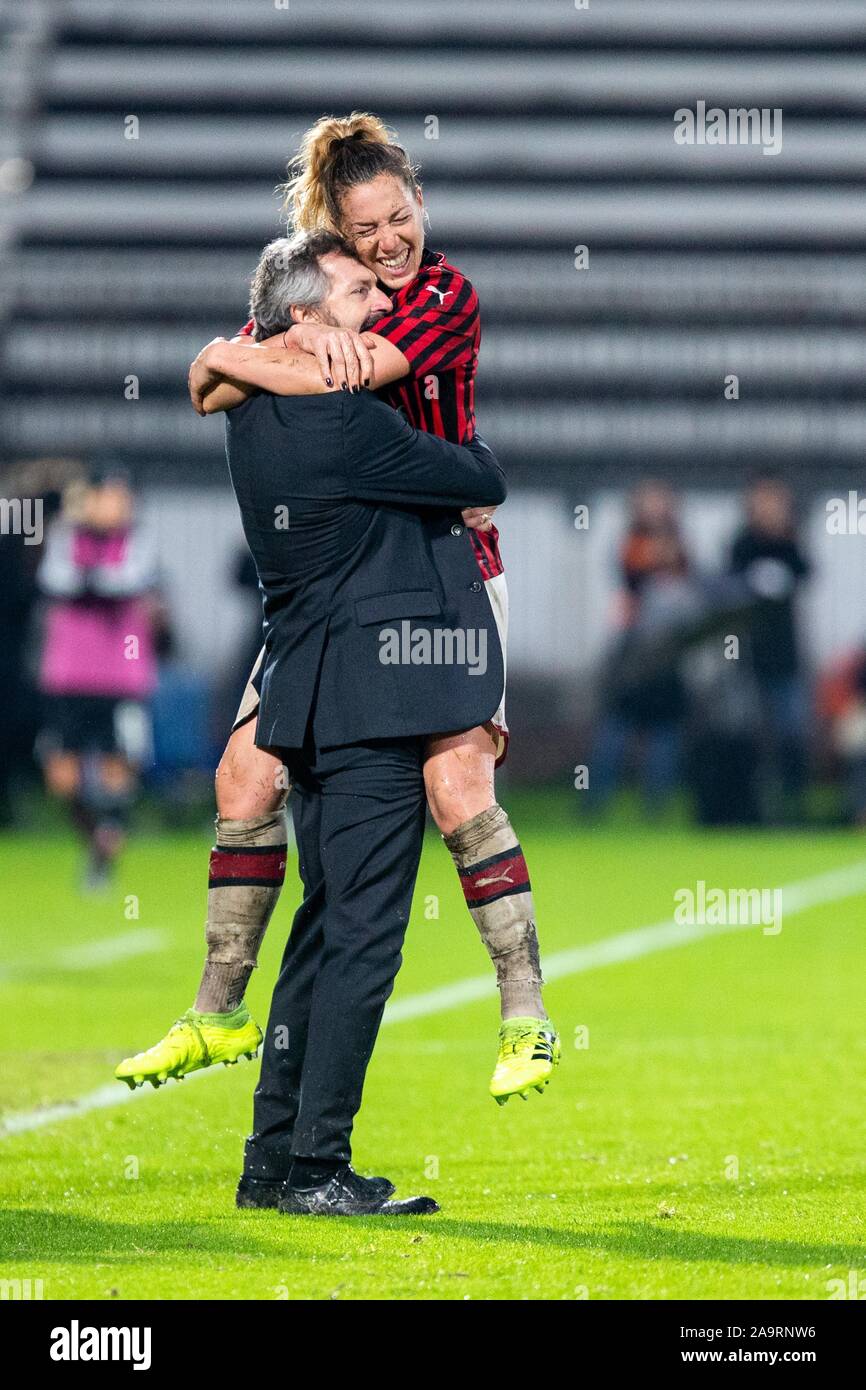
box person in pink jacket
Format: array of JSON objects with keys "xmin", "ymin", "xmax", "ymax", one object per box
[{"xmin": 37, "ymin": 469, "xmax": 160, "ymax": 889}]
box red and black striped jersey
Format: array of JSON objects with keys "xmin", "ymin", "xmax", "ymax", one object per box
[
  {"xmin": 373, "ymin": 248, "xmax": 478, "ymax": 443},
  {"xmin": 373, "ymin": 249, "xmax": 502, "ymax": 580}
]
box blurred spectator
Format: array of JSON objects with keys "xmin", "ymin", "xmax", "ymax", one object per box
[
  {"xmin": 620, "ymin": 481, "xmax": 689, "ymax": 605},
  {"xmin": 35, "ymin": 467, "xmax": 164, "ymax": 889},
  {"xmin": 684, "ymin": 639, "xmax": 763, "ymax": 826},
  {"xmin": 729, "ymin": 472, "xmax": 812, "ymax": 821},
  {"xmin": 0, "ymin": 458, "xmax": 82, "ymax": 825},
  {"xmin": 817, "ymin": 646, "xmax": 866, "ymax": 825},
  {"xmin": 590, "ymin": 482, "xmax": 694, "ymax": 816}
]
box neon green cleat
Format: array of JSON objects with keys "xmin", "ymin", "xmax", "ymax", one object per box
[
  {"xmin": 114, "ymin": 1004, "xmax": 262, "ymax": 1089},
  {"xmin": 489, "ymin": 1016, "xmax": 560, "ymax": 1105}
]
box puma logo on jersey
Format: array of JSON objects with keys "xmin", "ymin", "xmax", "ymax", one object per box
[
  {"xmin": 474, "ymin": 868, "xmax": 514, "ymax": 888},
  {"xmin": 425, "ymin": 286, "xmax": 454, "ymax": 306}
]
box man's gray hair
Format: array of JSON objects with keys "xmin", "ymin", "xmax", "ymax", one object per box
[{"xmin": 249, "ymin": 230, "xmax": 353, "ymax": 340}]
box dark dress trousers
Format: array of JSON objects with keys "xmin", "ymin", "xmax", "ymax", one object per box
[{"xmin": 225, "ymin": 389, "xmax": 507, "ymax": 1169}]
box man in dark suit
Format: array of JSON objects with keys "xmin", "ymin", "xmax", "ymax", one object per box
[{"xmin": 217, "ymin": 234, "xmax": 506, "ymax": 1215}]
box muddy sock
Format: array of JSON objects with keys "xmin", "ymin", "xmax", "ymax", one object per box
[
  {"xmin": 193, "ymin": 807, "xmax": 288, "ymax": 1014},
  {"xmin": 443, "ymin": 805, "xmax": 546, "ymax": 1021}
]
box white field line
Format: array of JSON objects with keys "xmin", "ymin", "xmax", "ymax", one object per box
[
  {"xmin": 2, "ymin": 858, "xmax": 865, "ymax": 1139},
  {"xmin": 0, "ymin": 928, "xmax": 165, "ymax": 983},
  {"xmin": 56, "ymin": 929, "xmax": 166, "ymax": 971}
]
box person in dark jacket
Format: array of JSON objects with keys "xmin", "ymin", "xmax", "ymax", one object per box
[
  {"xmin": 232, "ymin": 387, "xmax": 506, "ymax": 1217},
  {"xmin": 729, "ymin": 472, "xmax": 812, "ymax": 820}
]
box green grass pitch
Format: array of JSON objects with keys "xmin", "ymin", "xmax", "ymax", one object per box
[{"xmin": 1, "ymin": 796, "xmax": 864, "ymax": 1301}]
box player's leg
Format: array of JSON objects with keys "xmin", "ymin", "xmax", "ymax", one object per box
[
  {"xmin": 192, "ymin": 650, "xmax": 289, "ymax": 1015},
  {"xmin": 61, "ymin": 696, "xmax": 151, "ymax": 891},
  {"xmin": 43, "ymin": 746, "xmax": 96, "ymax": 864},
  {"xmin": 41, "ymin": 697, "xmax": 103, "ymax": 863},
  {"xmin": 43, "ymin": 730, "xmax": 127, "ymax": 892},
  {"xmin": 193, "ymin": 715, "xmax": 288, "ymax": 1014},
  {"xmin": 81, "ymin": 752, "xmax": 133, "ymax": 887},
  {"xmin": 425, "ymin": 724, "xmax": 545, "ymax": 1019},
  {"xmin": 114, "ymin": 648, "xmax": 292, "ymax": 1085},
  {"xmin": 115, "ymin": 715, "xmax": 282, "ymax": 1086},
  {"xmin": 43, "ymin": 748, "xmax": 81, "ymax": 803},
  {"xmin": 423, "ymin": 725, "xmax": 559, "ymax": 1102}
]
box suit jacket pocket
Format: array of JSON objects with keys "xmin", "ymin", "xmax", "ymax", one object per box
[{"xmin": 354, "ymin": 588, "xmax": 443, "ymax": 626}]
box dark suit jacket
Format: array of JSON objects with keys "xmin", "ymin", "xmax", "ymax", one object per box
[{"xmin": 225, "ymin": 390, "xmax": 507, "ymax": 750}]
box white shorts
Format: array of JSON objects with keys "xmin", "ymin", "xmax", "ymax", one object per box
[
  {"xmin": 233, "ymin": 646, "xmax": 265, "ymax": 731},
  {"xmin": 484, "ymin": 571, "xmax": 509, "ymax": 765}
]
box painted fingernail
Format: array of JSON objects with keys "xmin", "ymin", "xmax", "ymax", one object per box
[
  {"xmin": 326, "ymin": 377, "xmax": 333, "ymax": 387},
  {"xmin": 341, "ymin": 382, "xmax": 348, "ymax": 391},
  {"xmin": 352, "ymin": 385, "xmax": 360, "ymax": 394}
]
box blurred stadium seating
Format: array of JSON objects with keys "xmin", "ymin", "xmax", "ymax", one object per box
[{"xmin": 2, "ymin": 0, "xmax": 866, "ymax": 483}]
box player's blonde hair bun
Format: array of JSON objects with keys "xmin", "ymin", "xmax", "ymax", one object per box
[{"xmin": 281, "ymin": 111, "xmax": 419, "ymax": 233}]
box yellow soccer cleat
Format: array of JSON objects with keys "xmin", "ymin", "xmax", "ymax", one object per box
[
  {"xmin": 489, "ymin": 1017, "xmax": 560, "ymax": 1105},
  {"xmin": 114, "ymin": 1004, "xmax": 262, "ymax": 1089}
]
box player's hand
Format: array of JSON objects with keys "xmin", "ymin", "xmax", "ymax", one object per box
[
  {"xmin": 283, "ymin": 323, "xmax": 377, "ymax": 391},
  {"xmin": 188, "ymin": 338, "xmax": 226, "ymax": 415},
  {"xmin": 461, "ymin": 505, "xmax": 498, "ymax": 533}
]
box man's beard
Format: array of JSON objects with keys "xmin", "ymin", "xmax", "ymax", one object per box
[{"xmin": 316, "ymin": 309, "xmax": 382, "ymax": 333}]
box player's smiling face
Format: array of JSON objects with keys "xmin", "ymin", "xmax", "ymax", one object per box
[{"xmin": 340, "ymin": 174, "xmax": 425, "ymax": 291}]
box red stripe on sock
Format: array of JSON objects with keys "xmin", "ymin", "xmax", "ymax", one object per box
[
  {"xmin": 459, "ymin": 849, "xmax": 529, "ymax": 904},
  {"xmin": 208, "ymin": 849, "xmax": 287, "ymax": 884}
]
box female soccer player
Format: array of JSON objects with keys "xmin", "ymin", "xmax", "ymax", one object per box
[{"xmin": 117, "ymin": 115, "xmax": 558, "ymax": 1104}]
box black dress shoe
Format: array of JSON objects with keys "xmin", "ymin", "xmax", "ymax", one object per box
[
  {"xmin": 236, "ymin": 1168, "xmax": 396, "ymax": 1211},
  {"xmin": 235, "ymin": 1176, "xmax": 284, "ymax": 1210},
  {"xmin": 278, "ymin": 1164, "xmax": 439, "ymax": 1216}
]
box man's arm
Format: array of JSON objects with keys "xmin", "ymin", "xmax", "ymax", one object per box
[{"xmin": 344, "ymin": 396, "xmax": 506, "ymax": 511}]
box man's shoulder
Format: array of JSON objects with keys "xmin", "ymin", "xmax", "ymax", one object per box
[
  {"xmin": 225, "ymin": 394, "xmax": 348, "ymax": 490},
  {"xmin": 344, "ymin": 390, "xmax": 410, "ymax": 433},
  {"xmin": 226, "ymin": 391, "xmax": 345, "ymax": 430}
]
